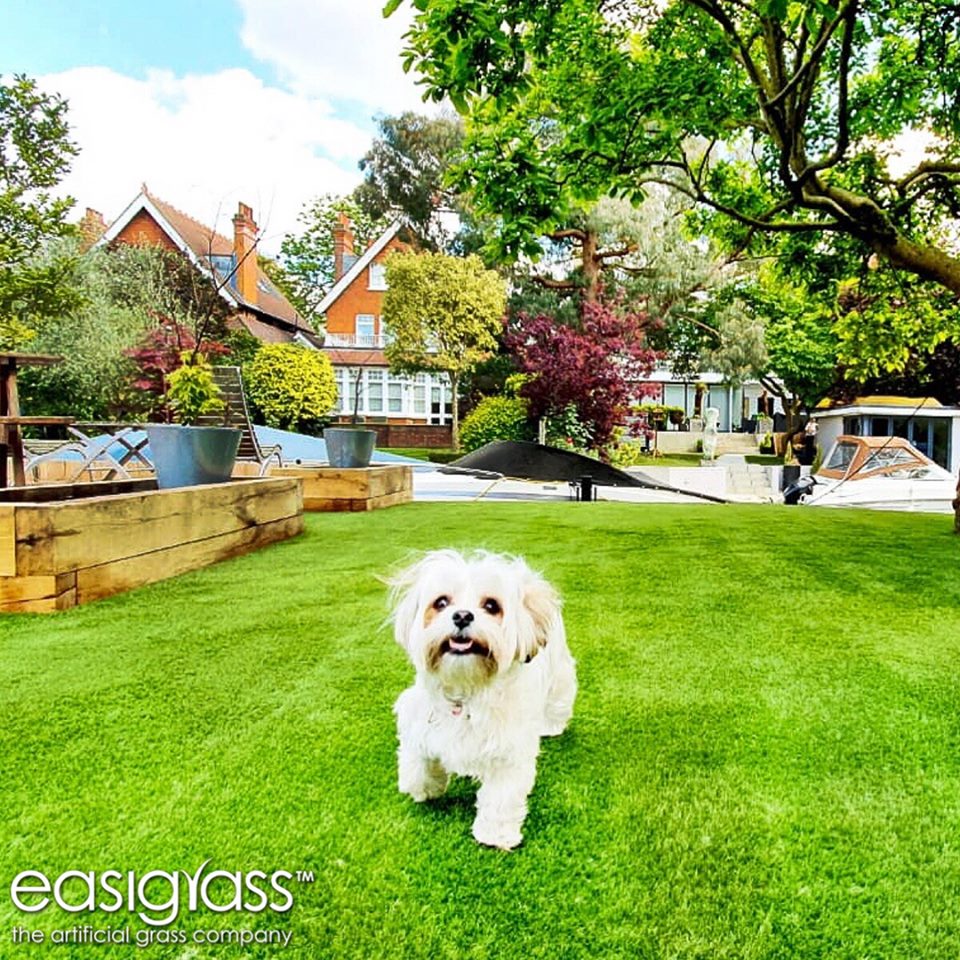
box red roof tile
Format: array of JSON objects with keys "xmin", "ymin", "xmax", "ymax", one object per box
[{"xmin": 143, "ymin": 189, "xmax": 310, "ymax": 333}]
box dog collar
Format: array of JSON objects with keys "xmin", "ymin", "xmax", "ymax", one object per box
[{"xmin": 443, "ymin": 694, "xmax": 468, "ymax": 718}]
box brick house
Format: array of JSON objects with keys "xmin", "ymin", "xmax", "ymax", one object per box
[
  {"xmin": 318, "ymin": 214, "xmax": 452, "ymax": 429},
  {"xmin": 99, "ymin": 186, "xmax": 320, "ymax": 347}
]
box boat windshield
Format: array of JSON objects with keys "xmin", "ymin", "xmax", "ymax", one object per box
[
  {"xmin": 858, "ymin": 446, "xmax": 924, "ymax": 475},
  {"xmin": 824, "ymin": 441, "xmax": 857, "ymax": 474}
]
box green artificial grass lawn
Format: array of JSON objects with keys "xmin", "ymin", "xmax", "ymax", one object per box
[
  {"xmin": 3, "ymin": 503, "xmax": 960, "ymax": 959},
  {"xmin": 380, "ymin": 446, "xmax": 456, "ymax": 462}
]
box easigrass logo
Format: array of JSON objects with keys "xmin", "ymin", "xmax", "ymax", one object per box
[{"xmin": 10, "ymin": 861, "xmax": 297, "ymax": 926}]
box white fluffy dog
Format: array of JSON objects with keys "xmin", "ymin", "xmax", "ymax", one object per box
[{"xmin": 388, "ymin": 549, "xmax": 577, "ymax": 850}]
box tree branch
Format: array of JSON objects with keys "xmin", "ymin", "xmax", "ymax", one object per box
[
  {"xmin": 685, "ymin": 0, "xmax": 773, "ymax": 100},
  {"xmin": 896, "ymin": 160, "xmax": 960, "ymax": 193},
  {"xmin": 546, "ymin": 228, "xmax": 588, "ymax": 242},
  {"xmin": 763, "ymin": 0, "xmax": 856, "ymax": 111},
  {"xmin": 798, "ymin": 0, "xmax": 859, "ymax": 179},
  {"xmin": 531, "ymin": 274, "xmax": 579, "ymax": 291},
  {"xmin": 640, "ymin": 175, "xmax": 845, "ymax": 233},
  {"xmin": 596, "ymin": 243, "xmax": 639, "ymax": 260}
]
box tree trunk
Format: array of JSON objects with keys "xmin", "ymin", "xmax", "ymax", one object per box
[
  {"xmin": 954, "ymin": 475, "xmax": 960, "ymax": 534},
  {"xmin": 450, "ymin": 371, "xmax": 460, "ymax": 451},
  {"xmin": 873, "ymin": 233, "xmax": 960, "ymax": 297},
  {"xmin": 785, "ymin": 395, "xmax": 803, "ymax": 433},
  {"xmin": 582, "ymin": 228, "xmax": 600, "ymax": 303},
  {"xmin": 812, "ymin": 181, "xmax": 960, "ymax": 294},
  {"xmin": 351, "ymin": 366, "xmax": 363, "ymax": 424}
]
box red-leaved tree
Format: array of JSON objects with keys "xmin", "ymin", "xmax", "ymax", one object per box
[
  {"xmin": 505, "ymin": 298, "xmax": 661, "ymax": 450},
  {"xmin": 124, "ymin": 313, "xmax": 227, "ymax": 421}
]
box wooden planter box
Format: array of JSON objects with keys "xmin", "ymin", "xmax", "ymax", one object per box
[
  {"xmin": 0, "ymin": 477, "xmax": 303, "ymax": 613},
  {"xmin": 270, "ymin": 465, "xmax": 413, "ymax": 512}
]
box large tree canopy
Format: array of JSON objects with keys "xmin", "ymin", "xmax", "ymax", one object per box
[
  {"xmin": 354, "ymin": 111, "xmax": 467, "ymax": 251},
  {"xmin": 0, "ymin": 74, "xmax": 79, "ymax": 340},
  {"xmin": 390, "ymin": 0, "xmax": 960, "ymax": 295}
]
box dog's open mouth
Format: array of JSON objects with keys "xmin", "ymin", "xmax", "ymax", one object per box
[{"xmin": 440, "ymin": 635, "xmax": 490, "ymax": 657}]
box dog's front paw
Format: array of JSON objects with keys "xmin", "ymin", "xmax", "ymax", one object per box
[
  {"xmin": 399, "ymin": 758, "xmax": 449, "ymax": 802},
  {"xmin": 403, "ymin": 778, "xmax": 448, "ymax": 803},
  {"xmin": 472, "ymin": 818, "xmax": 523, "ymax": 851}
]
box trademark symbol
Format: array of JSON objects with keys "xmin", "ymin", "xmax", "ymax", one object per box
[{"xmin": 296, "ymin": 870, "xmax": 315, "ymax": 883}]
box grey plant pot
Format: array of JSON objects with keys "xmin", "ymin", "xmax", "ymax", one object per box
[
  {"xmin": 145, "ymin": 424, "xmax": 241, "ymax": 489},
  {"xmin": 324, "ymin": 427, "xmax": 376, "ymax": 468}
]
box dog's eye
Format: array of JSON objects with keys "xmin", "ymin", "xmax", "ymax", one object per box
[
  {"xmin": 482, "ymin": 598, "xmax": 501, "ymax": 616},
  {"xmin": 433, "ymin": 595, "xmax": 450, "ymax": 611}
]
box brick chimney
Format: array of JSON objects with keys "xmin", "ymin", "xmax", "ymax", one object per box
[
  {"xmin": 232, "ymin": 202, "xmax": 259, "ymax": 305},
  {"xmin": 79, "ymin": 208, "xmax": 107, "ymax": 250},
  {"xmin": 333, "ymin": 211, "xmax": 355, "ymax": 280}
]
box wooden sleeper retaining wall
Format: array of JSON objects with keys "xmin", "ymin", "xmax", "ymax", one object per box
[{"xmin": 0, "ymin": 477, "xmax": 303, "ymax": 613}]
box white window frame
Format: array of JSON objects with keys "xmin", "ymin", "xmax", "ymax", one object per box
[
  {"xmin": 368, "ymin": 263, "xmax": 387, "ymax": 290},
  {"xmin": 366, "ymin": 368, "xmax": 385, "ymax": 414}
]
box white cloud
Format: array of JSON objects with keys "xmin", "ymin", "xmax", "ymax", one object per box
[
  {"xmin": 40, "ymin": 66, "xmax": 368, "ymax": 255},
  {"xmin": 237, "ymin": 0, "xmax": 432, "ymax": 116}
]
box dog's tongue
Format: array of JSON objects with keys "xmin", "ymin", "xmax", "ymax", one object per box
[{"xmin": 448, "ymin": 636, "xmax": 473, "ymax": 652}]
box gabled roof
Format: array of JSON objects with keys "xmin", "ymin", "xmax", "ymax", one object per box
[
  {"xmin": 316, "ymin": 220, "xmax": 403, "ymax": 316},
  {"xmin": 99, "ymin": 187, "xmax": 310, "ymax": 334}
]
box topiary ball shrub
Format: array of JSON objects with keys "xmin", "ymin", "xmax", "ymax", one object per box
[
  {"xmin": 460, "ymin": 395, "xmax": 534, "ymax": 452},
  {"xmin": 245, "ymin": 344, "xmax": 338, "ymax": 434}
]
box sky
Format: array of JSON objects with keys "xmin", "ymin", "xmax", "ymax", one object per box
[{"xmin": 2, "ymin": 0, "xmax": 433, "ymax": 255}]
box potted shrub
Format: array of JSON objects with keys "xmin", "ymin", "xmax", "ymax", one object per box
[
  {"xmin": 640, "ymin": 403, "xmax": 668, "ymax": 431},
  {"xmin": 145, "ymin": 352, "xmax": 240, "ymax": 488}
]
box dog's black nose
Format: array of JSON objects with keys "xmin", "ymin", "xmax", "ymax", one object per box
[{"xmin": 452, "ymin": 609, "xmax": 474, "ymax": 631}]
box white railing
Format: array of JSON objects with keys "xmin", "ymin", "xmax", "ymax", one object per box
[{"xmin": 324, "ymin": 333, "xmax": 387, "ymax": 348}]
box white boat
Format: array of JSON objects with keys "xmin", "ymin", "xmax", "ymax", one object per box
[{"xmin": 795, "ymin": 435, "xmax": 957, "ymax": 513}]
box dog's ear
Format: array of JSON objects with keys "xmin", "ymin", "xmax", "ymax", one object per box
[
  {"xmin": 516, "ymin": 563, "xmax": 562, "ymax": 664},
  {"xmin": 385, "ymin": 555, "xmax": 428, "ymax": 655},
  {"xmin": 385, "ymin": 550, "xmax": 462, "ymax": 656}
]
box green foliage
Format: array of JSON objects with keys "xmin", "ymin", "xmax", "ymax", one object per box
[
  {"xmin": 18, "ymin": 241, "xmax": 243, "ymax": 422},
  {"xmin": 245, "ymin": 343, "xmax": 337, "ymax": 433},
  {"xmin": 278, "ymin": 195, "xmax": 388, "ymax": 322},
  {"xmin": 543, "ymin": 402, "xmax": 592, "ymax": 453},
  {"xmin": 220, "ymin": 327, "xmax": 262, "ymax": 368},
  {"xmin": 606, "ymin": 436, "xmax": 651, "ymax": 468},
  {"xmin": 383, "ymin": 251, "xmax": 507, "ymax": 448},
  {"xmin": 507, "ymin": 275, "xmax": 580, "ymax": 328},
  {"xmin": 353, "ymin": 112, "xmax": 468, "ymax": 252},
  {"xmin": 459, "ymin": 395, "xmax": 533, "ymax": 452},
  {"xmin": 384, "ymin": 252, "xmax": 506, "ymax": 376},
  {"xmin": 0, "ymin": 74, "xmax": 79, "ymax": 329},
  {"xmin": 735, "ymin": 266, "xmax": 841, "ymax": 412},
  {"xmin": 703, "ymin": 299, "xmax": 768, "ymax": 389},
  {"xmin": 164, "ymin": 352, "xmax": 223, "ymax": 425},
  {"xmin": 0, "ymin": 252, "xmax": 85, "ymax": 342},
  {"xmin": 832, "ymin": 269, "xmax": 960, "ymax": 381},
  {"xmin": 0, "ymin": 317, "xmax": 36, "ymax": 351},
  {"xmin": 17, "ymin": 240, "xmax": 156, "ymax": 420},
  {"xmin": 393, "ymin": 0, "xmax": 960, "ymax": 300}
]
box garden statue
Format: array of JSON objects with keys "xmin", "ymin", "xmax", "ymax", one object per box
[{"xmin": 702, "ymin": 407, "xmax": 720, "ymax": 461}]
